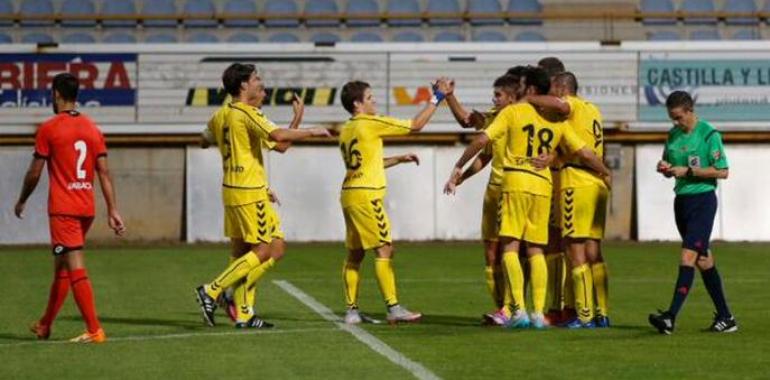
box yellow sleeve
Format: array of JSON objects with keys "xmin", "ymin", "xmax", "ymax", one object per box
[
  {"xmin": 371, "ymin": 115, "xmax": 412, "ymax": 137},
  {"xmin": 245, "ymin": 110, "xmax": 278, "ymax": 140},
  {"xmin": 483, "ymin": 107, "xmax": 511, "ymax": 141},
  {"xmin": 565, "ymin": 96, "xmax": 579, "ymax": 118},
  {"xmin": 559, "ymin": 123, "xmax": 586, "ymax": 154}
]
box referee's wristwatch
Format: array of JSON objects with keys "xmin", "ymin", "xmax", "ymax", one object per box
[{"xmin": 686, "ymin": 167, "xmax": 694, "ymax": 177}]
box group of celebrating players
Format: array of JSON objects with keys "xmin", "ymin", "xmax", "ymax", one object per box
[{"xmin": 15, "ymin": 54, "xmax": 736, "ymax": 344}]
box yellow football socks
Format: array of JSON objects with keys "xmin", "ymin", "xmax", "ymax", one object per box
[
  {"xmin": 484, "ymin": 266, "xmax": 498, "ymax": 308},
  {"xmin": 374, "ymin": 258, "xmax": 398, "ymax": 307},
  {"xmin": 206, "ymin": 253, "xmax": 261, "ymax": 299},
  {"xmin": 529, "ymin": 254, "xmax": 548, "ymax": 314},
  {"xmin": 343, "ymin": 260, "xmax": 361, "ymax": 308},
  {"xmin": 245, "ymin": 257, "xmax": 276, "ymax": 288},
  {"xmin": 502, "ymin": 251, "xmax": 525, "ymax": 313},
  {"xmin": 233, "ymin": 280, "xmax": 252, "ymax": 322},
  {"xmin": 572, "ymin": 264, "xmax": 594, "ymax": 323},
  {"xmin": 591, "ymin": 262, "xmax": 609, "ymax": 317}
]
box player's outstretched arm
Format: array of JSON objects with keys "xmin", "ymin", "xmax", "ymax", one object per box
[
  {"xmin": 269, "ymin": 126, "xmax": 330, "ymax": 143},
  {"xmin": 200, "ymin": 127, "xmax": 215, "ymax": 149},
  {"xmin": 527, "ymin": 95, "xmax": 570, "ymax": 116},
  {"xmin": 14, "ymin": 157, "xmax": 45, "ymax": 219},
  {"xmin": 665, "ymin": 166, "xmax": 728, "ymax": 179},
  {"xmin": 410, "ymin": 78, "xmax": 452, "ymax": 132},
  {"xmin": 445, "ymin": 80, "xmax": 478, "ymax": 129},
  {"xmin": 384, "ymin": 153, "xmax": 420, "ymax": 169},
  {"xmin": 272, "ymin": 93, "xmax": 305, "ymax": 153},
  {"xmin": 444, "ymin": 152, "xmax": 491, "ymax": 195},
  {"xmin": 95, "ymin": 157, "xmax": 126, "ymax": 236},
  {"xmin": 445, "ymin": 134, "xmax": 490, "ymax": 193}
]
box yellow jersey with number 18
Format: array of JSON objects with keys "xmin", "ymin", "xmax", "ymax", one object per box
[
  {"xmin": 484, "ymin": 102, "xmax": 586, "ymax": 196},
  {"xmin": 339, "ymin": 114, "xmax": 412, "ymax": 207},
  {"xmin": 560, "ymin": 96, "xmax": 605, "ymax": 189},
  {"xmin": 206, "ymin": 101, "xmax": 276, "ymax": 206}
]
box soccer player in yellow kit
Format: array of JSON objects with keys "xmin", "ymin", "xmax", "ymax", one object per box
[
  {"xmin": 195, "ymin": 63, "xmax": 330, "ymax": 328},
  {"xmin": 339, "ymin": 79, "xmax": 451, "ymax": 325},
  {"xmin": 447, "ymin": 67, "xmax": 611, "ymax": 329},
  {"xmin": 442, "ymin": 72, "xmax": 527, "ymax": 326}
]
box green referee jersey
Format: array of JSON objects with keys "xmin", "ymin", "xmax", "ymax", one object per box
[{"xmin": 662, "ymin": 119, "xmax": 728, "ymax": 195}]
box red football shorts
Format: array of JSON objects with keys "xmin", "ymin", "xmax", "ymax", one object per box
[{"xmin": 49, "ymin": 215, "xmax": 94, "ymax": 255}]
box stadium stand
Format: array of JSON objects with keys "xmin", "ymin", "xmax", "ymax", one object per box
[
  {"xmin": 689, "ymin": 28, "xmax": 721, "ymax": 40},
  {"xmin": 305, "ymin": 0, "xmax": 340, "ymax": 27},
  {"xmin": 223, "ymin": 0, "xmax": 258, "ymax": 27},
  {"xmin": 473, "ymin": 29, "xmax": 508, "ymax": 41},
  {"xmin": 0, "ymin": 31, "xmax": 12, "ymax": 43},
  {"xmin": 268, "ymin": 31, "xmax": 300, "ymax": 42},
  {"xmin": 0, "ymin": 0, "xmax": 13, "ymax": 27},
  {"xmin": 227, "ymin": 31, "xmax": 259, "ymax": 42},
  {"xmin": 103, "ymin": 31, "xmax": 138, "ymax": 43},
  {"xmin": 392, "ymin": 30, "xmax": 425, "ymax": 42},
  {"xmin": 310, "ymin": 31, "xmax": 341, "ymax": 43},
  {"xmin": 350, "ymin": 31, "xmax": 383, "ymax": 42},
  {"xmin": 20, "ymin": 0, "xmax": 54, "ymax": 26},
  {"xmin": 61, "ymin": 0, "xmax": 96, "ymax": 27},
  {"xmin": 723, "ymin": 0, "xmax": 759, "ymax": 25},
  {"xmin": 508, "ymin": 0, "xmax": 543, "ymax": 25},
  {"xmin": 731, "ymin": 28, "xmax": 760, "ymax": 39},
  {"xmin": 21, "ymin": 31, "xmax": 54, "ymax": 43},
  {"xmin": 144, "ymin": 32, "xmax": 178, "ymax": 43},
  {"xmin": 427, "ymin": 0, "xmax": 462, "ymax": 26},
  {"xmin": 433, "ymin": 31, "xmax": 465, "ymax": 42},
  {"xmin": 515, "ymin": 30, "xmax": 546, "ymax": 41},
  {"xmin": 101, "ymin": 0, "xmax": 137, "ymax": 28},
  {"xmin": 183, "ymin": 0, "xmax": 217, "ymax": 27},
  {"xmin": 640, "ymin": 0, "xmax": 676, "ymax": 25},
  {"xmin": 62, "ymin": 32, "xmax": 96, "ymax": 43},
  {"xmin": 187, "ymin": 31, "xmax": 219, "ymax": 42},
  {"xmin": 468, "ymin": 0, "xmax": 505, "ymax": 26},
  {"xmin": 387, "ymin": 0, "xmax": 422, "ymax": 27},
  {"xmin": 264, "ymin": 0, "xmax": 300, "ymax": 27},
  {"xmin": 648, "ymin": 30, "xmax": 681, "ymax": 40},
  {"xmin": 345, "ymin": 0, "xmax": 380, "ymax": 27},
  {"xmin": 142, "ymin": 0, "xmax": 178, "ymax": 27},
  {"xmin": 681, "ymin": 0, "xmax": 718, "ymax": 25}
]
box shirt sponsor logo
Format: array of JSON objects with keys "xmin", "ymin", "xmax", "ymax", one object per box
[{"xmin": 67, "ymin": 182, "xmax": 93, "ymax": 190}]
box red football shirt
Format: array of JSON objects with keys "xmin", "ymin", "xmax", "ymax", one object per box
[{"xmin": 34, "ymin": 110, "xmax": 107, "ymax": 217}]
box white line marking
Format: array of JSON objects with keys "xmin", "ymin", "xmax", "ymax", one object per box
[
  {"xmin": 282, "ymin": 277, "xmax": 766, "ymax": 284},
  {"xmin": 274, "ymin": 280, "xmax": 442, "ymax": 380},
  {"xmin": 0, "ymin": 327, "xmax": 335, "ymax": 348}
]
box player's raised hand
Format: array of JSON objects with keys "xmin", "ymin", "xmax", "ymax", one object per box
[
  {"xmin": 291, "ymin": 93, "xmax": 305, "ymax": 125},
  {"xmin": 108, "ymin": 210, "xmax": 126, "ymax": 236},
  {"xmin": 400, "ymin": 153, "xmax": 420, "ymax": 166},
  {"xmin": 434, "ymin": 78, "xmax": 452, "ymax": 94},
  {"xmin": 14, "ymin": 201, "xmax": 25, "ymax": 219},
  {"xmin": 309, "ymin": 127, "xmax": 332, "ymax": 137},
  {"xmin": 268, "ymin": 188, "xmax": 281, "ymax": 206},
  {"xmin": 466, "ymin": 110, "xmax": 486, "ymax": 129}
]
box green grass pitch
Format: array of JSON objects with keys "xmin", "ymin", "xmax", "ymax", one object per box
[{"xmin": 1, "ymin": 242, "xmax": 769, "ymax": 379}]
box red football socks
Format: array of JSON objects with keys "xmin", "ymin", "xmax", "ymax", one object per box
[
  {"xmin": 69, "ymin": 268, "xmax": 102, "ymax": 333},
  {"xmin": 40, "ymin": 270, "xmax": 70, "ymax": 327}
]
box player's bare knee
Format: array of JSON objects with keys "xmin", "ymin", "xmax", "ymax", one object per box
[
  {"xmin": 680, "ymin": 249, "xmax": 698, "ymax": 267},
  {"xmin": 375, "ymin": 244, "xmax": 393, "ymax": 259},
  {"xmin": 270, "ymin": 239, "xmax": 286, "ymax": 261},
  {"xmin": 696, "ymin": 254, "xmax": 714, "ymax": 271}
]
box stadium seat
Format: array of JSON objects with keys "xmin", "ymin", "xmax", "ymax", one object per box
[
  {"xmin": 346, "ymin": 0, "xmax": 380, "ymax": 27},
  {"xmin": 227, "ymin": 32, "xmax": 259, "ymax": 42},
  {"xmin": 145, "ymin": 33, "xmax": 178, "ymax": 42},
  {"xmin": 102, "ymin": 0, "xmax": 137, "ymax": 27},
  {"xmin": 20, "ymin": 0, "xmax": 55, "ymax": 26},
  {"xmin": 689, "ymin": 29, "xmax": 720, "ymax": 40},
  {"xmin": 640, "ymin": 0, "xmax": 676, "ymax": 26},
  {"xmin": 305, "ymin": 0, "xmax": 340, "ymax": 27},
  {"xmin": 62, "ymin": 32, "xmax": 96, "ymax": 43},
  {"xmin": 723, "ymin": 0, "xmax": 758, "ymax": 25},
  {"xmin": 514, "ymin": 30, "xmax": 545, "ymax": 41},
  {"xmin": 264, "ymin": 0, "xmax": 300, "ymax": 27},
  {"xmin": 350, "ymin": 31, "xmax": 383, "ymax": 42},
  {"xmin": 392, "ymin": 31, "xmax": 425, "ymax": 42},
  {"xmin": 103, "ymin": 32, "xmax": 138, "ymax": 43},
  {"xmin": 184, "ymin": 0, "xmax": 217, "ymax": 27},
  {"xmin": 427, "ymin": 0, "xmax": 462, "ymax": 26},
  {"xmin": 0, "ymin": 32, "xmax": 13, "ymax": 43},
  {"xmin": 310, "ymin": 31, "xmax": 341, "ymax": 43},
  {"xmin": 507, "ymin": 0, "xmax": 543, "ymax": 26},
  {"xmin": 187, "ymin": 32, "xmax": 219, "ymax": 42},
  {"xmin": 0, "ymin": 0, "xmax": 13, "ymax": 27},
  {"xmin": 473, "ymin": 30, "xmax": 507, "ymax": 41},
  {"xmin": 61, "ymin": 0, "xmax": 97, "ymax": 27},
  {"xmin": 468, "ymin": 0, "xmax": 504, "ymax": 26},
  {"xmin": 433, "ymin": 31, "xmax": 465, "ymax": 42},
  {"xmin": 681, "ymin": 0, "xmax": 717, "ymax": 25},
  {"xmin": 387, "ymin": 0, "xmax": 422, "ymax": 27},
  {"xmin": 268, "ymin": 32, "xmax": 300, "ymax": 42},
  {"xmin": 731, "ymin": 29, "xmax": 760, "ymax": 39},
  {"xmin": 648, "ymin": 30, "xmax": 681, "ymax": 40},
  {"xmin": 142, "ymin": 0, "xmax": 178, "ymax": 27},
  {"xmin": 22, "ymin": 32, "xmax": 55, "ymax": 43},
  {"xmin": 223, "ymin": 0, "xmax": 258, "ymax": 27}
]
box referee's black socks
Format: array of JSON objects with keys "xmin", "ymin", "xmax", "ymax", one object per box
[
  {"xmin": 668, "ymin": 265, "xmax": 695, "ymax": 318},
  {"xmin": 701, "ymin": 266, "xmax": 732, "ymax": 318}
]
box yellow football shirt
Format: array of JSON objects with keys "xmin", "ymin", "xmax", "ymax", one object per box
[
  {"xmin": 480, "ymin": 108, "xmax": 506, "ymax": 186},
  {"xmin": 484, "ymin": 102, "xmax": 586, "ymax": 196},
  {"xmin": 339, "ymin": 114, "xmax": 412, "ymax": 206},
  {"xmin": 560, "ymin": 96, "xmax": 605, "ymax": 188},
  {"xmin": 206, "ymin": 101, "xmax": 277, "ymax": 206}
]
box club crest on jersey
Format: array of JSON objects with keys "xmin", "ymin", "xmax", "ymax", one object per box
[
  {"xmin": 688, "ymin": 155, "xmax": 701, "ymax": 168},
  {"xmin": 712, "ymin": 150, "xmax": 721, "ymax": 160}
]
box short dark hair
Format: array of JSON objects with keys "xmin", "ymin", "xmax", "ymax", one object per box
[
  {"xmin": 341, "ymin": 80, "xmax": 370, "ymax": 114},
  {"xmin": 222, "ymin": 63, "xmax": 256, "ymax": 97},
  {"xmin": 493, "ymin": 74, "xmax": 520, "ymax": 97},
  {"xmin": 52, "ymin": 73, "xmax": 78, "ymax": 102},
  {"xmin": 524, "ymin": 66, "xmax": 550, "ymax": 95},
  {"xmin": 553, "ymin": 72, "xmax": 578, "ymax": 94},
  {"xmin": 665, "ymin": 90, "xmax": 694, "ymax": 110},
  {"xmin": 537, "ymin": 57, "xmax": 565, "ymax": 79},
  {"xmin": 506, "ymin": 65, "xmax": 527, "ymax": 77}
]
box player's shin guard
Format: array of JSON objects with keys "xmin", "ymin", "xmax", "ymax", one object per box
[
  {"xmin": 374, "ymin": 258, "xmax": 398, "ymax": 307},
  {"xmin": 591, "ymin": 262, "xmax": 609, "ymax": 317},
  {"xmin": 69, "ymin": 268, "xmax": 101, "ymax": 334},
  {"xmin": 529, "ymin": 254, "xmax": 548, "ymax": 314},
  {"xmin": 207, "ymin": 253, "xmax": 261, "ymax": 300},
  {"xmin": 502, "ymin": 251, "xmax": 526, "ymax": 313},
  {"xmin": 343, "ymin": 260, "xmax": 361, "ymax": 308},
  {"xmin": 245, "ymin": 257, "xmax": 276, "ymax": 288},
  {"xmin": 40, "ymin": 269, "xmax": 70, "ymax": 327},
  {"xmin": 572, "ymin": 264, "xmax": 594, "ymax": 323}
]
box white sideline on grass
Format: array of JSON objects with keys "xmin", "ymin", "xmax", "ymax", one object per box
[{"xmin": 274, "ymin": 280, "xmax": 442, "ymax": 380}]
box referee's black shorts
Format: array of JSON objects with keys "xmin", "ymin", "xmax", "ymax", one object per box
[{"xmin": 674, "ymin": 190, "xmax": 717, "ymax": 256}]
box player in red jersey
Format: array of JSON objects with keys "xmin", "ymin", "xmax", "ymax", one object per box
[{"xmin": 14, "ymin": 73, "xmax": 125, "ymax": 344}]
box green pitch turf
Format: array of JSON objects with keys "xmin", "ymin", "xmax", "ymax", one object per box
[{"xmin": 1, "ymin": 242, "xmax": 769, "ymax": 379}]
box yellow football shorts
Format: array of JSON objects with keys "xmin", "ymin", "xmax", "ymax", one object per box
[
  {"xmin": 342, "ymin": 198, "xmax": 391, "ymax": 250},
  {"xmin": 224, "ymin": 200, "xmax": 282, "ymax": 244},
  {"xmin": 561, "ymin": 184, "xmax": 608, "ymax": 239},
  {"xmin": 498, "ymin": 191, "xmax": 551, "ymax": 245},
  {"xmin": 481, "ymin": 184, "xmax": 502, "ymax": 241}
]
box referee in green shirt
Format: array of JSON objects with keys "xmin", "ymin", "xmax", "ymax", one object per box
[{"xmin": 648, "ymin": 91, "xmax": 737, "ymax": 334}]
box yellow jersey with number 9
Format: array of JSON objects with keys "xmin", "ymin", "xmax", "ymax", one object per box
[
  {"xmin": 560, "ymin": 96, "xmax": 605, "ymax": 188},
  {"xmin": 339, "ymin": 114, "xmax": 412, "ymax": 206},
  {"xmin": 206, "ymin": 101, "xmax": 277, "ymax": 206},
  {"xmin": 484, "ymin": 102, "xmax": 586, "ymax": 196}
]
